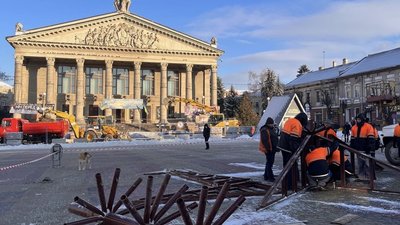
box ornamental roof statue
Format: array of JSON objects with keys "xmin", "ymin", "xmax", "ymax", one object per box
[{"xmin": 114, "ymin": 0, "xmax": 131, "ymax": 13}]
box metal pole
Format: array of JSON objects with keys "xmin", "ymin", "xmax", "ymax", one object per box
[
  {"xmin": 196, "ymin": 186, "xmax": 208, "ymax": 225},
  {"xmin": 150, "ymin": 174, "xmax": 171, "ymax": 221},
  {"xmin": 143, "ymin": 176, "xmax": 153, "ymax": 224},
  {"xmin": 154, "ymin": 184, "xmax": 189, "ymax": 222},
  {"xmin": 204, "ymin": 182, "xmax": 230, "ymax": 225},
  {"xmin": 74, "ymin": 196, "xmax": 105, "ymax": 216},
  {"xmin": 176, "ymin": 198, "xmax": 194, "ymax": 225},
  {"xmin": 107, "ymin": 168, "xmax": 121, "ymax": 211},
  {"xmin": 113, "ymin": 178, "xmax": 143, "ymax": 213},
  {"xmin": 95, "ymin": 173, "xmax": 107, "ymax": 213},
  {"xmin": 212, "ymin": 195, "xmax": 246, "ymax": 225},
  {"xmin": 121, "ymin": 195, "xmax": 145, "ymax": 225}
]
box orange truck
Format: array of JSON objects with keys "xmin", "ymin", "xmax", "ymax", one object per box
[{"xmin": 0, "ymin": 118, "xmax": 69, "ymax": 144}]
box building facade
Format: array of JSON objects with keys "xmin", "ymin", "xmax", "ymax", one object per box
[
  {"xmin": 285, "ymin": 48, "xmax": 400, "ymax": 128},
  {"xmin": 7, "ymin": 1, "xmax": 223, "ymax": 124}
]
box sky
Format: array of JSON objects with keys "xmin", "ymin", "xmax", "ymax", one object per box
[{"xmin": 1, "ymin": 0, "xmax": 400, "ymax": 90}]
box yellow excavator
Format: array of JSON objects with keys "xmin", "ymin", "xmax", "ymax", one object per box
[
  {"xmin": 40, "ymin": 109, "xmax": 122, "ymax": 142},
  {"xmin": 168, "ymin": 97, "xmax": 239, "ymax": 127}
]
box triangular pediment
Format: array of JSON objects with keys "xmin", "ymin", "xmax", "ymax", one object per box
[{"xmin": 7, "ymin": 12, "xmax": 223, "ymax": 55}]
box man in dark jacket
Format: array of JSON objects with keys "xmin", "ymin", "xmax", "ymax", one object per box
[
  {"xmin": 203, "ymin": 124, "xmax": 211, "ymax": 149},
  {"xmin": 278, "ymin": 112, "xmax": 308, "ymax": 189},
  {"xmin": 259, "ymin": 117, "xmax": 279, "ymax": 182}
]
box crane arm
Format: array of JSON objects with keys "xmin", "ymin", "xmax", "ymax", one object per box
[{"xmin": 43, "ymin": 109, "xmax": 83, "ymax": 138}]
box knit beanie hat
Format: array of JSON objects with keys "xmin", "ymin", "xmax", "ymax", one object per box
[{"xmin": 266, "ymin": 117, "xmax": 274, "ymax": 125}]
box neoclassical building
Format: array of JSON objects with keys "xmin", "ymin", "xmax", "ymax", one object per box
[{"xmin": 7, "ymin": 0, "xmax": 223, "ymax": 124}]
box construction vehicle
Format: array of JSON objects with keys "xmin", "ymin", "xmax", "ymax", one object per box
[
  {"xmin": 168, "ymin": 97, "xmax": 239, "ymax": 128},
  {"xmin": 0, "ymin": 117, "xmax": 69, "ymax": 144},
  {"xmin": 40, "ymin": 109, "xmax": 123, "ymax": 142}
]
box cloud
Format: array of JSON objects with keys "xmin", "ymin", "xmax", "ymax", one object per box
[{"xmin": 188, "ymin": 0, "xmax": 400, "ymax": 88}]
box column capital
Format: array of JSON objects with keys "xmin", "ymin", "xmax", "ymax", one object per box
[
  {"xmin": 161, "ymin": 62, "xmax": 168, "ymax": 71},
  {"xmin": 46, "ymin": 57, "xmax": 55, "ymax": 66},
  {"xmin": 186, "ymin": 64, "xmax": 193, "ymax": 71},
  {"xmin": 105, "ymin": 60, "xmax": 113, "ymax": 67},
  {"xmin": 15, "ymin": 55, "xmax": 24, "ymax": 64},
  {"xmin": 76, "ymin": 58, "xmax": 85, "ymax": 66},
  {"xmin": 211, "ymin": 64, "xmax": 218, "ymax": 72},
  {"xmin": 134, "ymin": 61, "xmax": 142, "ymax": 69}
]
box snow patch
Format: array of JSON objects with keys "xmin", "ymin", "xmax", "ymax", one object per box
[{"xmin": 304, "ymin": 200, "xmax": 400, "ymax": 215}]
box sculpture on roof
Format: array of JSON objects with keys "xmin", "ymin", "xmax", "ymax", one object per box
[
  {"xmin": 114, "ymin": 0, "xmax": 131, "ymax": 13},
  {"xmin": 210, "ymin": 36, "xmax": 217, "ymax": 48},
  {"xmin": 15, "ymin": 22, "xmax": 24, "ymax": 35}
]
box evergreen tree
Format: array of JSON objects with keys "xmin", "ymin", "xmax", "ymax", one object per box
[
  {"xmin": 237, "ymin": 92, "xmax": 259, "ymax": 126},
  {"xmin": 248, "ymin": 68, "xmax": 284, "ymax": 111},
  {"xmin": 297, "ymin": 64, "xmax": 310, "ymax": 77},
  {"xmin": 224, "ymin": 85, "xmax": 240, "ymax": 118},
  {"xmin": 259, "ymin": 68, "xmax": 284, "ymax": 110},
  {"xmin": 217, "ymin": 76, "xmax": 225, "ymax": 113}
]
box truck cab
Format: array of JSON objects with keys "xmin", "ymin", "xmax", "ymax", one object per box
[{"xmin": 0, "ymin": 118, "xmax": 23, "ymax": 143}]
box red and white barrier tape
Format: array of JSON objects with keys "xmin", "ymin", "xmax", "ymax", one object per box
[{"xmin": 0, "ymin": 152, "xmax": 57, "ymax": 172}]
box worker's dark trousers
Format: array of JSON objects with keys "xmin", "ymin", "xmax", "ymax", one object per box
[
  {"xmin": 264, "ymin": 151, "xmax": 276, "ymax": 181},
  {"xmin": 205, "ymin": 137, "xmax": 210, "ymax": 149},
  {"xmin": 282, "ymin": 151, "xmax": 298, "ymax": 190}
]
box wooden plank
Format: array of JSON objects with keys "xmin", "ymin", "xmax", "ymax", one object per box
[
  {"xmin": 331, "ymin": 214, "xmax": 359, "ymax": 225},
  {"xmin": 258, "ymin": 135, "xmax": 312, "ymax": 209}
]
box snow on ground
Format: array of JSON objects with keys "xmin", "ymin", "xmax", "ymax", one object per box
[{"xmin": 0, "ymin": 135, "xmax": 256, "ymax": 152}]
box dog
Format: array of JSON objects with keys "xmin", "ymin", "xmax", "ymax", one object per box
[{"xmin": 78, "ymin": 152, "xmax": 92, "ymax": 171}]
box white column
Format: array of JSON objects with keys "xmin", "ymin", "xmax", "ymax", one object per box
[
  {"xmin": 134, "ymin": 61, "xmax": 142, "ymax": 123},
  {"xmin": 211, "ymin": 64, "xmax": 218, "ymax": 106},
  {"xmin": 46, "ymin": 57, "xmax": 56, "ymax": 105},
  {"xmin": 13, "ymin": 55, "xmax": 24, "ymax": 118},
  {"xmin": 186, "ymin": 64, "xmax": 193, "ymax": 100},
  {"xmin": 160, "ymin": 63, "xmax": 168, "ymax": 123},
  {"xmin": 105, "ymin": 60, "xmax": 113, "ymax": 116},
  {"xmin": 76, "ymin": 58, "xmax": 85, "ymax": 124}
]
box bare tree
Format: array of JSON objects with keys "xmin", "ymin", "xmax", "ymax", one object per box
[{"xmin": 248, "ymin": 68, "xmax": 284, "ymax": 110}]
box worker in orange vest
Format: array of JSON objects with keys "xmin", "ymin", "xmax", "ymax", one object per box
[
  {"xmin": 278, "ymin": 112, "xmax": 308, "ymax": 189},
  {"xmin": 393, "ymin": 121, "xmax": 400, "ymax": 157},
  {"xmin": 350, "ymin": 113, "xmax": 376, "ymax": 180},
  {"xmin": 328, "ymin": 148, "xmax": 354, "ymax": 181},
  {"xmin": 316, "ymin": 121, "xmax": 337, "ymax": 146},
  {"xmin": 259, "ymin": 117, "xmax": 279, "ymax": 182},
  {"xmin": 305, "ymin": 140, "xmax": 338, "ymax": 187}
]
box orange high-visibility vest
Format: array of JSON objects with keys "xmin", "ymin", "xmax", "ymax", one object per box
[
  {"xmin": 328, "ymin": 149, "xmax": 348, "ymax": 166},
  {"xmin": 351, "ymin": 123, "xmax": 374, "ymax": 138},
  {"xmin": 259, "ymin": 127, "xmax": 272, "ymax": 153},
  {"xmin": 317, "ymin": 127, "xmax": 337, "ymax": 138},
  {"xmin": 306, "ymin": 147, "xmax": 329, "ymax": 166},
  {"xmin": 281, "ymin": 118, "xmax": 303, "ymax": 138}
]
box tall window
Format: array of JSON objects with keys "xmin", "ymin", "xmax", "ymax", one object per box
[
  {"xmin": 345, "ymin": 85, "xmax": 351, "ymax": 98},
  {"xmin": 57, "ymin": 66, "xmax": 76, "ymax": 94},
  {"xmin": 85, "ymin": 67, "xmax": 103, "ymax": 95},
  {"xmin": 354, "ymin": 84, "xmax": 361, "ymax": 98},
  {"xmin": 112, "ymin": 68, "xmax": 129, "ymax": 95},
  {"xmin": 142, "ymin": 69, "xmax": 154, "ymax": 96},
  {"xmin": 167, "ymin": 70, "xmax": 179, "ymax": 96},
  {"xmin": 316, "ymin": 91, "xmax": 320, "ymax": 102},
  {"xmin": 330, "ymin": 89, "xmax": 335, "ymax": 105}
]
